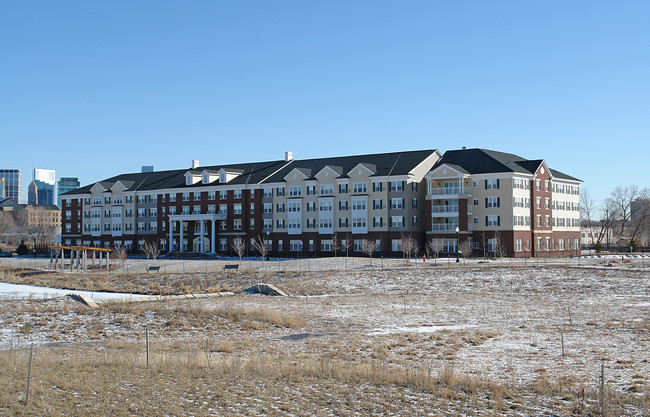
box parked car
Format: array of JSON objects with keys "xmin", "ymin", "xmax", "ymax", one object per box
[{"xmin": 0, "ymin": 251, "xmax": 12, "ymax": 257}]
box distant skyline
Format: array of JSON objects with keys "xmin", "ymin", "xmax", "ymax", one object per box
[{"xmin": 1, "ymin": 1, "xmax": 648, "ymax": 206}]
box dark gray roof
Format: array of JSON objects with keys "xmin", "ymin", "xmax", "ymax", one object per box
[
  {"xmin": 434, "ymin": 148, "xmax": 581, "ymax": 181},
  {"xmin": 64, "ymin": 160, "xmax": 288, "ymax": 195},
  {"xmin": 264, "ymin": 150, "xmax": 438, "ymax": 183}
]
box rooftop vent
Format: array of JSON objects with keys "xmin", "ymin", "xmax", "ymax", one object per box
[
  {"xmin": 192, "ymin": 160, "xmax": 199, "ymax": 169},
  {"xmin": 285, "ymin": 152, "xmax": 293, "ymax": 162},
  {"xmin": 461, "ymin": 146, "xmax": 467, "ymax": 150}
]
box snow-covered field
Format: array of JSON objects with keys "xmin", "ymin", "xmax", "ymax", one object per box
[{"xmin": 1, "ymin": 258, "xmax": 648, "ymax": 415}]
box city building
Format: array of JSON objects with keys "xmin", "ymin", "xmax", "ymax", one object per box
[
  {"xmin": 57, "ymin": 177, "xmax": 80, "ymax": 208},
  {"xmin": 141, "ymin": 166, "xmax": 154, "ymax": 173},
  {"xmin": 0, "ymin": 177, "xmax": 4, "ymax": 199},
  {"xmin": 0, "ymin": 169, "xmax": 22, "ymax": 202},
  {"xmin": 60, "ymin": 148, "xmax": 581, "ymax": 257},
  {"xmin": 424, "ymin": 148, "xmax": 582, "ymax": 257},
  {"xmin": 28, "ymin": 168, "xmax": 56, "ymax": 206}
]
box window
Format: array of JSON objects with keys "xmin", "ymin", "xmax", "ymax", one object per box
[
  {"xmin": 412, "ymin": 198, "xmax": 418, "ymax": 209},
  {"xmin": 105, "ymin": 196, "xmax": 111, "ymax": 204},
  {"xmin": 352, "ymin": 217, "xmax": 366, "ymax": 228},
  {"xmin": 536, "ymin": 197, "xmax": 541, "ymax": 209},
  {"xmin": 208, "ymin": 191, "xmax": 216, "ymax": 200},
  {"xmin": 219, "ymin": 221, "xmax": 226, "ymax": 230},
  {"xmin": 288, "ymin": 219, "xmax": 301, "ymax": 230},
  {"xmin": 486, "ymin": 197, "xmax": 500, "ymax": 208},
  {"xmin": 168, "ymin": 194, "xmax": 176, "ymax": 202},
  {"xmin": 513, "ymin": 215, "xmax": 525, "ymax": 226},
  {"xmin": 289, "ymin": 186, "xmax": 302, "ymax": 196},
  {"xmin": 373, "ymin": 216, "xmax": 383, "ymax": 227},
  {"xmin": 290, "ymin": 240, "xmax": 302, "ymax": 251},
  {"xmin": 338, "ymin": 200, "xmax": 348, "ymax": 211},
  {"xmin": 263, "ymin": 203, "xmax": 273, "ymax": 213},
  {"xmin": 288, "ymin": 201, "xmax": 301, "ymax": 212},
  {"xmin": 319, "ymin": 201, "xmax": 333, "ymax": 211},
  {"xmin": 558, "ymin": 238, "xmax": 565, "ymax": 250},
  {"xmin": 234, "ymin": 190, "xmax": 242, "ymax": 199},
  {"xmin": 515, "ymin": 239, "xmax": 523, "ymax": 251},
  {"xmin": 207, "ymin": 204, "xmax": 216, "ymax": 214},
  {"xmin": 373, "ymin": 182, "xmax": 382, "ymax": 192},
  {"xmin": 412, "ymin": 182, "xmax": 418, "ymax": 191},
  {"xmin": 276, "ymin": 219, "xmax": 285, "ymax": 229},
  {"xmin": 390, "ymin": 216, "xmax": 404, "ymax": 227},
  {"xmin": 219, "ymin": 238, "xmax": 228, "ymax": 251},
  {"xmin": 353, "ymin": 182, "xmax": 367, "ymax": 193},
  {"xmin": 545, "ymin": 198, "xmax": 550, "ymax": 209},
  {"xmin": 390, "ymin": 198, "xmax": 404, "ymax": 209},
  {"xmin": 263, "ymin": 188, "xmax": 273, "ymax": 197},
  {"xmin": 113, "ymin": 196, "xmax": 123, "ymax": 204},
  {"xmin": 485, "ymin": 179, "xmax": 500, "ymax": 189},
  {"xmin": 338, "ymin": 183, "xmax": 348, "ymax": 194},
  {"xmin": 181, "ymin": 206, "xmax": 190, "ymax": 215},
  {"xmin": 486, "ymin": 215, "xmax": 500, "ymax": 226},
  {"xmin": 544, "ymin": 181, "xmax": 549, "ymax": 192},
  {"xmin": 276, "ymin": 187, "xmax": 285, "ymax": 197},
  {"xmin": 138, "ymin": 208, "xmax": 146, "ymax": 217},
  {"xmin": 338, "ymin": 217, "xmax": 348, "ymax": 228},
  {"xmin": 307, "ymin": 218, "xmax": 316, "ymax": 228},
  {"xmin": 352, "ymin": 199, "xmax": 366, "ymax": 210},
  {"xmin": 354, "ymin": 240, "xmax": 364, "ymax": 252},
  {"xmin": 320, "ymin": 184, "xmax": 333, "ymax": 195},
  {"xmin": 513, "ymin": 178, "xmax": 527, "ymax": 189},
  {"xmin": 193, "ymin": 205, "xmax": 201, "ymax": 214},
  {"xmin": 373, "ymin": 199, "xmax": 383, "ymax": 210},
  {"xmin": 182, "ymin": 192, "xmax": 190, "ymax": 202},
  {"xmin": 545, "ymin": 215, "xmax": 550, "ymax": 227},
  {"xmin": 234, "ymin": 204, "xmax": 242, "ymax": 215},
  {"xmin": 390, "ymin": 181, "xmax": 404, "ymax": 191},
  {"xmin": 219, "ymin": 204, "xmax": 227, "ymax": 214},
  {"xmin": 263, "ymin": 219, "xmax": 272, "ymax": 229},
  {"xmin": 138, "ymin": 222, "xmax": 146, "ymax": 232},
  {"xmin": 321, "ymin": 240, "xmax": 332, "ymax": 251},
  {"xmin": 217, "ymin": 190, "xmax": 226, "ymax": 199},
  {"xmin": 306, "ymin": 185, "xmax": 315, "ymax": 195},
  {"xmin": 250, "ymin": 203, "xmax": 255, "ymax": 214},
  {"xmin": 168, "ymin": 206, "xmax": 176, "ymax": 215},
  {"xmin": 150, "ymin": 222, "xmax": 157, "ymax": 231},
  {"xmin": 536, "ymin": 180, "xmax": 541, "ymax": 191},
  {"xmin": 412, "ymin": 216, "xmax": 418, "ymax": 227},
  {"xmin": 392, "ymin": 239, "xmax": 402, "ymax": 252},
  {"xmin": 149, "ymin": 208, "xmax": 157, "ymax": 217},
  {"xmin": 233, "ymin": 219, "xmax": 242, "ymax": 230},
  {"xmin": 276, "ymin": 203, "xmax": 285, "ymax": 213},
  {"xmin": 319, "ymin": 218, "xmax": 333, "ymax": 228}
]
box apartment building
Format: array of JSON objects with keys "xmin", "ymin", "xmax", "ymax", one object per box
[
  {"xmin": 425, "ymin": 148, "xmax": 582, "ymax": 257},
  {"xmin": 60, "ymin": 150, "xmax": 442, "ymax": 257}
]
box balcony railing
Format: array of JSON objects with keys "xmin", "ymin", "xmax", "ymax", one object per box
[
  {"xmin": 431, "ymin": 205, "xmax": 459, "ymax": 213},
  {"xmin": 429, "ymin": 187, "xmax": 471, "ymax": 196},
  {"xmin": 431, "ymin": 223, "xmax": 459, "ymax": 232}
]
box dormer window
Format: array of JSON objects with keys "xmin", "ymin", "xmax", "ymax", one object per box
[
  {"xmin": 220, "ymin": 173, "xmax": 226, "ymax": 183},
  {"xmin": 203, "ymin": 174, "xmax": 209, "ymax": 184}
]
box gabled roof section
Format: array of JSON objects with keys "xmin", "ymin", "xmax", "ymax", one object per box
[
  {"xmin": 284, "ymin": 167, "xmax": 311, "ymax": 181},
  {"xmin": 263, "ymin": 150, "xmax": 438, "ymax": 184},
  {"xmin": 432, "ymin": 148, "xmax": 579, "ymax": 180},
  {"xmin": 550, "ymin": 169, "xmax": 582, "ymax": 182}
]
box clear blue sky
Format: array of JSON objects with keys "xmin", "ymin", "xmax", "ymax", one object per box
[{"xmin": 1, "ymin": 1, "xmax": 648, "ymax": 205}]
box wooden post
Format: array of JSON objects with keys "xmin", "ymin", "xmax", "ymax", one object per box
[
  {"xmin": 601, "ymin": 363, "xmax": 605, "ymax": 416},
  {"xmin": 561, "ymin": 329, "xmax": 565, "ymax": 356},
  {"xmin": 25, "ymin": 343, "xmax": 34, "ymax": 406},
  {"xmin": 145, "ymin": 328, "xmax": 150, "ymax": 368}
]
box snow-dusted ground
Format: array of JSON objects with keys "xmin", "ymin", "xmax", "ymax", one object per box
[
  {"xmin": 1, "ymin": 257, "xmax": 648, "ymax": 414},
  {"xmin": 0, "ymin": 282, "xmax": 156, "ymax": 301}
]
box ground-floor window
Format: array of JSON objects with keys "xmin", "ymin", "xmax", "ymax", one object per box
[
  {"xmin": 515, "ymin": 239, "xmax": 523, "ymax": 251},
  {"xmin": 545, "ymin": 237, "xmax": 550, "ymax": 251},
  {"xmin": 219, "ymin": 238, "xmax": 227, "ymax": 251},
  {"xmin": 354, "ymin": 239, "xmax": 364, "ymax": 251},
  {"xmin": 290, "ymin": 240, "xmax": 301, "ymax": 251},
  {"xmin": 558, "ymin": 238, "xmax": 565, "ymax": 250},
  {"xmin": 321, "ymin": 239, "xmax": 332, "ymax": 252},
  {"xmin": 443, "ymin": 239, "xmax": 457, "ymax": 253},
  {"xmin": 391, "ymin": 239, "xmax": 402, "ymax": 252}
]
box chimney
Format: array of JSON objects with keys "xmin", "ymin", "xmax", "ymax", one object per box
[
  {"xmin": 285, "ymin": 152, "xmax": 293, "ymax": 162},
  {"xmin": 192, "ymin": 160, "xmax": 200, "ymax": 169}
]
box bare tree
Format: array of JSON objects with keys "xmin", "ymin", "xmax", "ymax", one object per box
[
  {"xmin": 426, "ymin": 239, "xmax": 443, "ymax": 265},
  {"xmin": 0, "ymin": 212, "xmax": 14, "ymax": 243},
  {"xmin": 231, "ymin": 238, "xmax": 246, "ymax": 263},
  {"xmin": 112, "ymin": 245, "xmax": 128, "ymax": 268},
  {"xmin": 458, "ymin": 239, "xmax": 473, "ymax": 265},
  {"xmin": 493, "ymin": 230, "xmax": 509, "ymax": 260},
  {"xmin": 629, "ymin": 197, "xmax": 650, "ymax": 245},
  {"xmin": 607, "ymin": 185, "xmax": 649, "ymax": 238},
  {"xmin": 480, "ymin": 231, "xmax": 489, "ymax": 259},
  {"xmin": 253, "ymin": 234, "xmax": 269, "ymax": 261},
  {"xmin": 143, "ymin": 241, "xmax": 160, "ymax": 260},
  {"xmin": 580, "ymin": 188, "xmax": 596, "ymax": 243},
  {"xmin": 344, "ymin": 232, "xmax": 352, "ymax": 257},
  {"xmin": 362, "ymin": 239, "xmax": 377, "ymax": 266},
  {"xmin": 401, "ymin": 233, "xmax": 415, "ymax": 261},
  {"xmin": 331, "ymin": 232, "xmax": 340, "ymax": 257}
]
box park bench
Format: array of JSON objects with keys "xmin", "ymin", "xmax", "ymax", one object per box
[
  {"xmin": 147, "ymin": 265, "xmax": 161, "ymax": 272},
  {"xmin": 223, "ymin": 264, "xmax": 239, "ymax": 271}
]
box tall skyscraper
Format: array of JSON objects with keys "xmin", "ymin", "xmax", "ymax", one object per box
[
  {"xmin": 57, "ymin": 177, "xmax": 80, "ymax": 207},
  {"xmin": 0, "ymin": 169, "xmax": 21, "ymax": 202},
  {"xmin": 29, "ymin": 168, "xmax": 56, "ymax": 206}
]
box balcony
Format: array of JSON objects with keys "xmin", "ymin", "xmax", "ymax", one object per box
[
  {"xmin": 431, "ymin": 205, "xmax": 459, "ymax": 218},
  {"xmin": 427, "ymin": 187, "xmax": 472, "ymax": 199},
  {"xmin": 430, "ymin": 223, "xmax": 459, "ymax": 232}
]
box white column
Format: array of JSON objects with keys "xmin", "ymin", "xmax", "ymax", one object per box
[
  {"xmin": 169, "ymin": 219, "xmax": 174, "ymax": 253},
  {"xmin": 211, "ymin": 219, "xmax": 216, "ymax": 254},
  {"xmin": 179, "ymin": 221, "xmax": 184, "ymax": 252},
  {"xmin": 200, "ymin": 220, "xmax": 205, "ymax": 254}
]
